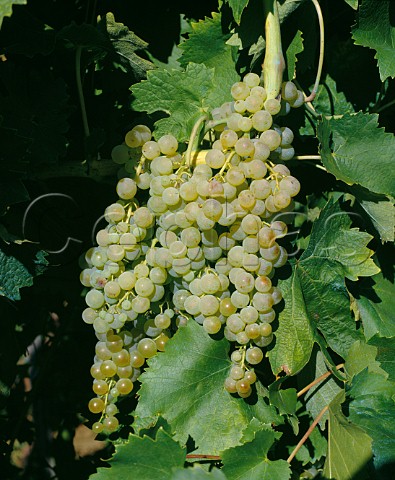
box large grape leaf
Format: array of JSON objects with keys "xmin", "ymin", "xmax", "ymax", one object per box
[
  {"xmin": 323, "ymin": 391, "xmax": 373, "ymax": 480},
  {"xmin": 318, "ymin": 112, "xmax": 395, "ymax": 198},
  {"xmin": 132, "ymin": 63, "xmax": 230, "ymax": 142},
  {"xmin": 355, "ymin": 270, "xmax": 395, "ymax": 340},
  {"xmin": 178, "ymin": 13, "xmax": 238, "ymax": 97},
  {"xmin": 270, "ymin": 201, "xmax": 377, "ymax": 374},
  {"xmin": 352, "ymin": 187, "xmax": 395, "ymax": 244},
  {"xmin": 343, "ymin": 0, "xmax": 358, "ymax": 9},
  {"xmin": 352, "ymin": 0, "xmax": 395, "ymax": 81},
  {"xmin": 268, "ymin": 269, "xmax": 315, "ymax": 375},
  {"xmin": 91, "ymin": 428, "xmax": 186, "ymax": 480},
  {"xmin": 298, "ymin": 348, "xmax": 343, "ymax": 429},
  {"xmin": 0, "ymin": 0, "xmax": 26, "ymax": 28},
  {"xmin": 134, "ymin": 320, "xmax": 281, "ymax": 455},
  {"xmin": 221, "ymin": 429, "xmax": 291, "ymax": 480},
  {"xmin": 347, "ymin": 369, "xmax": 395, "ymax": 473}
]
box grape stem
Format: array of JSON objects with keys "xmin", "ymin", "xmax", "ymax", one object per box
[
  {"xmin": 304, "ymin": 0, "xmax": 325, "ymax": 103},
  {"xmin": 262, "ymin": 0, "xmax": 285, "ymax": 99},
  {"xmin": 184, "ymin": 115, "xmax": 208, "ymax": 168},
  {"xmin": 297, "ymin": 363, "xmax": 344, "ymax": 398},
  {"xmin": 294, "ymin": 155, "xmax": 321, "ymax": 161},
  {"xmin": 287, "ymin": 404, "xmax": 329, "ymax": 463},
  {"xmin": 75, "ymin": 46, "xmax": 91, "ymax": 140}
]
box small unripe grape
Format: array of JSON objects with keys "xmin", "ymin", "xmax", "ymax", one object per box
[
  {"xmin": 231, "ymin": 82, "xmax": 250, "ymax": 100},
  {"xmin": 245, "ymin": 346, "xmax": 264, "ymax": 365},
  {"xmin": 93, "ymin": 380, "xmax": 109, "ymax": 395},
  {"xmin": 92, "ymin": 422, "xmax": 104, "ymax": 434},
  {"xmin": 130, "ymin": 349, "xmax": 145, "ymax": 368},
  {"xmin": 236, "ymin": 379, "xmax": 251, "ymax": 394},
  {"xmin": 116, "ymin": 378, "xmax": 134, "ymax": 395},
  {"xmin": 155, "ymin": 333, "xmax": 170, "ymax": 351},
  {"xmin": 224, "ymin": 377, "xmax": 238, "ymax": 393},
  {"xmin": 88, "ymin": 398, "xmax": 105, "ymax": 414},
  {"xmin": 112, "ymin": 349, "xmax": 130, "ymax": 367},
  {"xmin": 100, "ymin": 360, "xmax": 117, "ymax": 377},
  {"xmin": 260, "ymin": 323, "xmax": 273, "ymax": 337},
  {"xmin": 158, "ymin": 134, "xmax": 178, "ymax": 155},
  {"xmin": 103, "ymin": 416, "xmax": 119, "ymax": 432},
  {"xmin": 137, "ymin": 338, "xmax": 157, "ymax": 358},
  {"xmin": 230, "ymin": 365, "xmax": 245, "ymax": 380},
  {"xmin": 106, "ymin": 334, "xmax": 123, "ymax": 353},
  {"xmin": 244, "ymin": 370, "xmax": 257, "ymax": 384}
]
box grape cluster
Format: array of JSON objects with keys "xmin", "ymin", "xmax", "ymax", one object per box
[{"xmin": 81, "ymin": 73, "xmax": 302, "ymax": 432}]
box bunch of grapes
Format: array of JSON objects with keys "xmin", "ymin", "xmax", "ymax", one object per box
[{"xmin": 81, "ymin": 73, "xmax": 302, "ymax": 433}]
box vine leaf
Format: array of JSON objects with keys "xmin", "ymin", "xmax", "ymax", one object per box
[
  {"xmin": 323, "ymin": 391, "xmax": 373, "ymax": 479},
  {"xmin": 285, "ymin": 30, "xmax": 304, "ymax": 80},
  {"xmin": 268, "ymin": 268, "xmax": 315, "ymax": 376},
  {"xmin": 172, "ymin": 467, "xmax": 227, "ymax": 479},
  {"xmin": 178, "ymin": 12, "xmax": 238, "ymax": 96},
  {"xmin": 298, "ymin": 348, "xmax": 343, "ymax": 429},
  {"xmin": 0, "ymin": 0, "xmax": 26, "ymax": 28},
  {"xmin": 300, "ymin": 199, "xmax": 380, "ymax": 281},
  {"xmin": 98, "ymin": 12, "xmax": 154, "ymax": 78},
  {"xmin": 355, "ymin": 270, "xmax": 395, "ymax": 340},
  {"xmin": 132, "ymin": 63, "xmax": 230, "ymax": 142},
  {"xmin": 343, "ymin": 0, "xmax": 358, "ymax": 9},
  {"xmin": 347, "ymin": 369, "xmax": 395, "ymax": 473},
  {"xmin": 318, "ymin": 112, "xmax": 395, "ymax": 197},
  {"xmin": 352, "ymin": 186, "xmax": 395, "ymax": 244},
  {"xmin": 344, "ymin": 340, "xmax": 387, "ymax": 380},
  {"xmin": 90, "ymin": 428, "xmax": 186, "ymax": 480},
  {"xmin": 221, "ymin": 429, "xmax": 291, "ymax": 480},
  {"xmin": 270, "ymin": 200, "xmax": 376, "ymax": 375},
  {"xmin": 224, "ymin": 0, "xmax": 250, "ymax": 24},
  {"xmin": 134, "ymin": 320, "xmax": 281, "ymax": 455},
  {"xmin": 0, "ymin": 247, "xmax": 48, "ymax": 301},
  {"xmin": 352, "ymin": 0, "xmax": 395, "ymax": 81}
]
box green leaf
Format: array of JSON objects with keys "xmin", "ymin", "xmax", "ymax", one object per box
[
  {"xmin": 179, "ymin": 13, "xmax": 238, "ymax": 97},
  {"xmin": 0, "ymin": 0, "xmax": 26, "ymax": 28},
  {"xmin": 353, "ymin": 186, "xmax": 395, "ymax": 243},
  {"xmin": 98, "ymin": 12, "xmax": 154, "ymax": 78},
  {"xmin": 134, "ymin": 320, "xmax": 281, "ymax": 455},
  {"xmin": 172, "ymin": 467, "xmax": 227, "ymax": 480},
  {"xmin": 301, "ymin": 199, "xmax": 379, "ymax": 281},
  {"xmin": 278, "ymin": 0, "xmax": 306, "ymax": 22},
  {"xmin": 91, "ymin": 428, "xmax": 186, "ymax": 480},
  {"xmin": 347, "ymin": 369, "xmax": 395, "ymax": 472},
  {"xmin": 132, "ymin": 63, "xmax": 230, "ymax": 142},
  {"xmin": 300, "ymin": 75, "xmax": 354, "ymax": 136},
  {"xmin": 318, "ymin": 112, "xmax": 395, "ymax": 197},
  {"xmin": 285, "ymin": 30, "xmax": 304, "ymax": 80},
  {"xmin": 356, "ymin": 270, "xmax": 395, "ymax": 340},
  {"xmin": 222, "ymin": 429, "xmax": 291, "ymax": 480},
  {"xmin": 352, "ymin": 0, "xmax": 395, "ymax": 81},
  {"xmin": 368, "ymin": 336, "xmax": 395, "ymax": 382},
  {"xmin": 268, "ymin": 269, "xmax": 315, "ymax": 375},
  {"xmin": 224, "ymin": 0, "xmax": 250, "ymax": 24},
  {"xmin": 343, "ymin": 0, "xmax": 358, "ymax": 9},
  {"xmin": 345, "ymin": 340, "xmax": 387, "ymax": 379},
  {"xmin": 298, "ymin": 348, "xmax": 343, "ymax": 429},
  {"xmin": 323, "ymin": 391, "xmax": 373, "ymax": 480},
  {"xmin": 270, "ymin": 200, "xmax": 375, "ymax": 373},
  {"xmin": 0, "ymin": 246, "xmax": 46, "ymax": 301}
]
